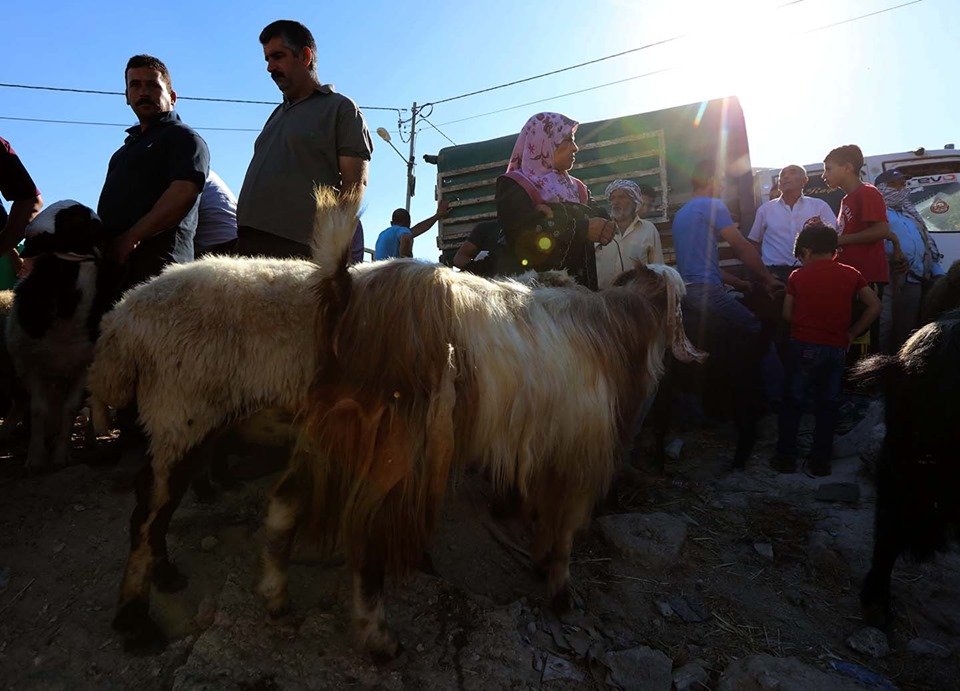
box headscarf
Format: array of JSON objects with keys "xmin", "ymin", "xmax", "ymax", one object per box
[
  {"xmin": 878, "ymin": 183, "xmax": 942, "ymax": 276},
  {"xmin": 604, "ymin": 179, "xmax": 643, "ymax": 216},
  {"xmin": 505, "ymin": 112, "xmax": 582, "ymax": 203}
]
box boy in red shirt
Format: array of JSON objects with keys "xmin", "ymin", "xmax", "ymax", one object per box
[
  {"xmin": 822, "ymin": 144, "xmax": 903, "ymax": 353},
  {"xmin": 774, "ymin": 224, "xmax": 881, "ymax": 476}
]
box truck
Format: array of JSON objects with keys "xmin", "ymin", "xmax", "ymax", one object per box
[
  {"xmin": 755, "ymin": 146, "xmax": 960, "ymax": 267},
  {"xmin": 431, "ymin": 96, "xmax": 755, "ymax": 268}
]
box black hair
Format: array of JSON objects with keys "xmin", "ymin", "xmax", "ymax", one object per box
[
  {"xmin": 391, "ymin": 208, "xmax": 411, "ymax": 227},
  {"xmin": 691, "ymin": 160, "xmax": 719, "ymax": 190},
  {"xmin": 259, "ymin": 20, "xmax": 317, "ymax": 71},
  {"xmin": 794, "ymin": 223, "xmax": 838, "ymax": 258},
  {"xmin": 824, "ymin": 144, "xmax": 864, "ymax": 173},
  {"xmin": 125, "ymin": 54, "xmax": 172, "ymax": 91},
  {"xmin": 639, "ymin": 184, "xmax": 656, "ymax": 198}
]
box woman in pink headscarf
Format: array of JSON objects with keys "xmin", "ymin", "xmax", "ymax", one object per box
[{"xmin": 495, "ymin": 112, "xmax": 614, "ymax": 288}]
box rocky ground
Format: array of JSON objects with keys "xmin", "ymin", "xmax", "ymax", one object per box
[{"xmin": 0, "ymin": 405, "xmax": 958, "ymax": 690}]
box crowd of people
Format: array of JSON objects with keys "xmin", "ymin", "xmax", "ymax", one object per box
[
  {"xmin": 0, "ymin": 22, "xmax": 948, "ymax": 481},
  {"xmin": 458, "ymin": 113, "xmax": 947, "ymax": 477}
]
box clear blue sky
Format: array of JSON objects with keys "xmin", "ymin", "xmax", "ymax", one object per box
[{"xmin": 2, "ymin": 0, "xmax": 953, "ymax": 259}]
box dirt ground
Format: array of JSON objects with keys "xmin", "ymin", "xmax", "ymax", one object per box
[{"xmin": 0, "ymin": 406, "xmax": 958, "ymax": 690}]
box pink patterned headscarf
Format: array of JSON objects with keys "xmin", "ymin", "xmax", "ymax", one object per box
[{"xmin": 505, "ymin": 112, "xmax": 583, "ymax": 203}]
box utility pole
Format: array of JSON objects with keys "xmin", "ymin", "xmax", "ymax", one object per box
[{"xmin": 405, "ymin": 101, "xmax": 418, "ymax": 212}]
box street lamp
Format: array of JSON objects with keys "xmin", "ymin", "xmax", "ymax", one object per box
[{"xmin": 377, "ymin": 127, "xmax": 415, "ymax": 212}]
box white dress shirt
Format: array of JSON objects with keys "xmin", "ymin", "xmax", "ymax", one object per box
[{"xmin": 748, "ymin": 194, "xmax": 836, "ymax": 267}]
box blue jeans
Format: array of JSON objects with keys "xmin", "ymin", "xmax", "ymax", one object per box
[{"xmin": 776, "ymin": 340, "xmax": 846, "ymax": 465}]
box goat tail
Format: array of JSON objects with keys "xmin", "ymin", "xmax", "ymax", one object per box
[
  {"xmin": 299, "ymin": 344, "xmax": 458, "ymax": 579},
  {"xmin": 309, "ymin": 186, "xmax": 362, "ymax": 278},
  {"xmin": 86, "ymin": 316, "xmax": 138, "ymax": 411}
]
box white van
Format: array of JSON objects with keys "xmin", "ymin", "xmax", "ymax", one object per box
[{"xmin": 755, "ymin": 147, "xmax": 960, "ymax": 267}]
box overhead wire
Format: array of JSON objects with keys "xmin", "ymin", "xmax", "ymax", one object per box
[
  {"xmin": 0, "ymin": 82, "xmax": 403, "ymax": 113},
  {"xmin": 432, "ymin": 0, "xmax": 924, "ymax": 127},
  {"xmin": 0, "ymin": 115, "xmax": 261, "ymax": 132}
]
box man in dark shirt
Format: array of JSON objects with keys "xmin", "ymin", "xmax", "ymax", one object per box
[
  {"xmin": 236, "ymin": 20, "xmax": 373, "ymax": 258},
  {"xmin": 0, "ymin": 136, "xmax": 44, "ymax": 279},
  {"xmin": 98, "ymin": 54, "xmax": 209, "ymax": 291},
  {"xmin": 453, "ymin": 220, "xmax": 501, "ymax": 277}
]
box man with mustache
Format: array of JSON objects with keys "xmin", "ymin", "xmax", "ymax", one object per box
[
  {"xmin": 236, "ymin": 20, "xmax": 373, "ymax": 258},
  {"xmin": 98, "ymin": 54, "xmax": 210, "ymax": 291}
]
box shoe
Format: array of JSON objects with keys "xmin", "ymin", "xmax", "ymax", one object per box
[{"xmin": 771, "ymin": 454, "xmax": 797, "ymax": 473}]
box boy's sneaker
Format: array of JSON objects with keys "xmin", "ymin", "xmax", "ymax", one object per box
[{"xmin": 771, "ymin": 454, "xmax": 797, "ymax": 474}]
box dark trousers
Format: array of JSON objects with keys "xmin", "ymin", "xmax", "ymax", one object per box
[
  {"xmin": 236, "ymin": 226, "xmax": 311, "ymax": 259},
  {"xmin": 777, "ymin": 340, "xmax": 846, "ymax": 467},
  {"xmin": 682, "ymin": 284, "xmax": 766, "ymax": 464}
]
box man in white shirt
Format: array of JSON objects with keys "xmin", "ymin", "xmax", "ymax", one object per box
[
  {"xmin": 595, "ymin": 179, "xmax": 664, "ymax": 289},
  {"xmin": 748, "ymin": 165, "xmax": 836, "ymax": 283}
]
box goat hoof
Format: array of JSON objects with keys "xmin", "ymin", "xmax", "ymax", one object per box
[
  {"xmin": 153, "ymin": 560, "xmax": 188, "ymax": 593},
  {"xmin": 550, "ymin": 587, "xmax": 572, "ymax": 615},
  {"xmin": 367, "ymin": 634, "xmax": 403, "ymax": 664},
  {"xmin": 113, "ymin": 601, "xmax": 166, "ymax": 653}
]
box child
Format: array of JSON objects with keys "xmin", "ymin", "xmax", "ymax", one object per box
[
  {"xmin": 774, "ymin": 224, "xmax": 881, "ymax": 476},
  {"xmin": 822, "ymin": 144, "xmax": 903, "ymax": 353}
]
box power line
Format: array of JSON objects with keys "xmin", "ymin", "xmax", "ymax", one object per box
[
  {"xmin": 437, "ymin": 68, "xmax": 673, "ymax": 127},
  {"xmin": 0, "ymin": 82, "xmax": 402, "ymax": 113},
  {"xmin": 434, "ymin": 0, "xmax": 923, "ymax": 128},
  {"xmin": 418, "ymin": 116, "xmax": 457, "ymax": 145},
  {"xmin": 421, "ymin": 0, "xmax": 813, "ymax": 107},
  {"xmin": 422, "ymin": 34, "xmax": 684, "ymax": 108},
  {"xmin": 0, "ymin": 115, "xmax": 262, "ymax": 132}
]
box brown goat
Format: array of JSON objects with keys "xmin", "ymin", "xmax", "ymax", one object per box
[{"xmin": 257, "ymin": 258, "xmax": 704, "ymax": 659}]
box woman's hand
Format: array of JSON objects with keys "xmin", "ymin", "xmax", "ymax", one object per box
[{"xmin": 588, "ymin": 218, "xmax": 615, "ymax": 245}]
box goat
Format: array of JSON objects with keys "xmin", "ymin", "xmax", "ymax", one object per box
[
  {"xmin": 5, "ymin": 202, "xmax": 112, "ymax": 470},
  {"xmin": 919, "ymin": 259, "xmax": 960, "ymax": 325},
  {"xmin": 853, "ymin": 307, "xmax": 960, "ymax": 627},
  {"xmin": 256, "ymin": 254, "xmax": 705, "ymax": 660},
  {"xmin": 87, "ymin": 188, "xmax": 360, "ymax": 649}
]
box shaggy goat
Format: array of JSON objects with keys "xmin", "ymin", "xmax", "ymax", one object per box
[
  {"xmin": 257, "ymin": 255, "xmax": 705, "ymax": 659},
  {"xmin": 5, "ymin": 202, "xmax": 112, "ymax": 469},
  {"xmin": 87, "ymin": 189, "xmax": 360, "ymax": 648},
  {"xmin": 854, "ymin": 307, "xmax": 960, "ymax": 627}
]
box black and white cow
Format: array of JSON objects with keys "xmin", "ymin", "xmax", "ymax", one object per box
[{"xmin": 5, "ymin": 201, "xmax": 115, "ymax": 469}]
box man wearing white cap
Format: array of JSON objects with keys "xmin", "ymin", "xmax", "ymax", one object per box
[{"xmin": 595, "ymin": 179, "xmax": 664, "ymax": 289}]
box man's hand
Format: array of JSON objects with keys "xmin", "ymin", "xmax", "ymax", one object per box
[
  {"xmin": 890, "ymin": 247, "xmax": 908, "ymax": 273},
  {"xmin": 588, "ymin": 217, "xmax": 615, "ymax": 245},
  {"xmin": 437, "ymin": 199, "xmax": 451, "ymax": 218},
  {"xmin": 763, "ymin": 274, "xmax": 785, "ymax": 298},
  {"xmin": 109, "ymin": 233, "xmax": 139, "ymax": 263}
]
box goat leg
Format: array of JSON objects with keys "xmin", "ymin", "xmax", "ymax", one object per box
[
  {"xmin": 257, "ymin": 467, "xmax": 302, "ymax": 618},
  {"xmin": 352, "ymin": 557, "xmax": 402, "ymax": 662}
]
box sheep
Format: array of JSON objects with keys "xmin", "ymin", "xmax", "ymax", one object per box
[
  {"xmin": 853, "ymin": 307, "xmax": 960, "ymax": 628},
  {"xmin": 257, "ymin": 254, "xmax": 705, "ymax": 660},
  {"xmin": 919, "ymin": 259, "xmax": 960, "ymax": 325},
  {"xmin": 5, "ymin": 202, "xmax": 113, "ymax": 470},
  {"xmin": 87, "ymin": 188, "xmax": 361, "ymax": 649}
]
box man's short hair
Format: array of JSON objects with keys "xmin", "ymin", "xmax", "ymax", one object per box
[
  {"xmin": 780, "ymin": 164, "xmax": 807, "ymax": 178},
  {"xmin": 691, "ymin": 160, "xmax": 719, "ymax": 190},
  {"xmin": 125, "ymin": 54, "xmax": 172, "ymax": 91},
  {"xmin": 391, "ymin": 208, "xmax": 411, "ymax": 227},
  {"xmin": 639, "ymin": 184, "xmax": 657, "ymax": 199},
  {"xmin": 259, "ymin": 20, "xmax": 317, "ymax": 71},
  {"xmin": 824, "ymin": 145, "xmax": 864, "ymax": 173},
  {"xmin": 794, "ymin": 223, "xmax": 838, "ymax": 257}
]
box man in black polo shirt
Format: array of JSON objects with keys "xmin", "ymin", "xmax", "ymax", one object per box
[
  {"xmin": 236, "ymin": 20, "xmax": 372, "ymax": 258},
  {"xmin": 98, "ymin": 54, "xmax": 209, "ymax": 291}
]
